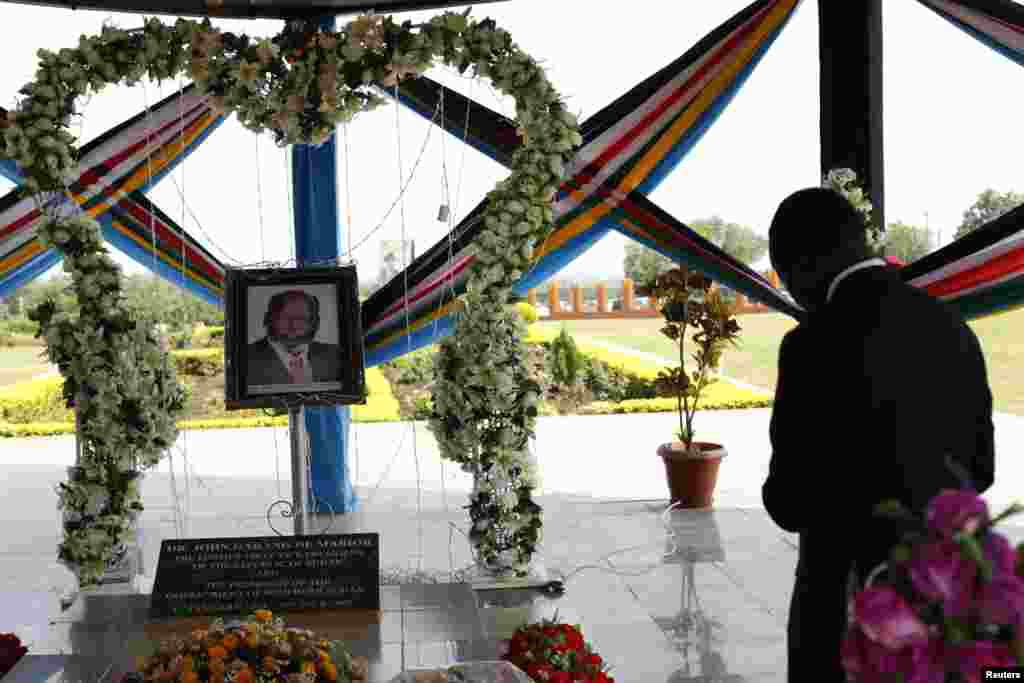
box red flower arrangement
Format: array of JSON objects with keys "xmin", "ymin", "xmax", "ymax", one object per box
[
  {"xmin": 503, "ymin": 614, "xmax": 614, "ymax": 683},
  {"xmin": 0, "ymin": 633, "xmax": 28, "ymax": 679}
]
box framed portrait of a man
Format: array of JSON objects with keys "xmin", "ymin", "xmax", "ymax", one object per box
[{"xmin": 224, "ymin": 266, "xmax": 366, "ymax": 409}]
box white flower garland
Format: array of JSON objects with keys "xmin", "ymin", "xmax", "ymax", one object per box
[
  {"xmin": 30, "ymin": 216, "xmax": 185, "ymax": 588},
  {"xmin": 823, "ymin": 167, "xmax": 886, "ymax": 254},
  {"xmin": 5, "ymin": 11, "xmax": 579, "ymax": 583}
]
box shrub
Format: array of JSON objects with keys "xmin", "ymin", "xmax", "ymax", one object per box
[
  {"xmin": 514, "ymin": 302, "xmax": 539, "ymax": 324},
  {"xmin": 578, "ymin": 395, "xmax": 771, "ymax": 415},
  {"xmin": 0, "ymin": 318, "xmax": 39, "ymax": 336},
  {"xmin": 172, "ymin": 348, "xmax": 224, "ymax": 376},
  {"xmin": 207, "ymin": 326, "xmax": 225, "ymax": 340},
  {"xmin": 0, "ymin": 376, "xmax": 70, "ymax": 423},
  {"xmin": 412, "ymin": 395, "xmax": 433, "ymax": 420},
  {"xmin": 0, "ymin": 367, "xmax": 403, "ymax": 437},
  {"xmin": 384, "ymin": 349, "xmax": 434, "ymax": 385},
  {"xmin": 548, "ymin": 327, "xmax": 583, "ymax": 388}
]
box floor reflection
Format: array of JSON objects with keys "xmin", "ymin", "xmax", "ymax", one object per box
[{"xmin": 4, "ymin": 496, "xmax": 796, "ymax": 681}]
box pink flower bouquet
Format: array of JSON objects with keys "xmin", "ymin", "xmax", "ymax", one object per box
[{"xmin": 842, "ymin": 490, "xmax": 1024, "ymax": 682}]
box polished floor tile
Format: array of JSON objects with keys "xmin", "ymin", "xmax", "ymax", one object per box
[{"xmin": 2, "ymin": 477, "xmax": 798, "ymax": 679}]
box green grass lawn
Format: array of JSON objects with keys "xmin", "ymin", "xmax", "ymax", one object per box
[
  {"xmin": 540, "ymin": 308, "xmax": 1024, "ymax": 416},
  {"xmin": 0, "ymin": 346, "xmax": 52, "ymax": 386}
]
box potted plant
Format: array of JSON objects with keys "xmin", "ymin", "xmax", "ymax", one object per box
[{"xmin": 645, "ymin": 267, "xmax": 740, "ymax": 508}]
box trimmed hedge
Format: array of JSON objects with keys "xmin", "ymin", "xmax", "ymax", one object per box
[
  {"xmin": 0, "ymin": 376, "xmax": 70, "ymax": 423},
  {"xmin": 527, "ymin": 324, "xmax": 772, "ymax": 411},
  {"xmin": 579, "ymin": 395, "xmax": 772, "ymax": 415},
  {"xmin": 0, "ymin": 367, "xmax": 401, "ymax": 437}
]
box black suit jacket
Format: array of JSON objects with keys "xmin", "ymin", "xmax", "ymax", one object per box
[
  {"xmin": 762, "ymin": 265, "xmax": 994, "ymax": 682},
  {"xmin": 246, "ymin": 338, "xmax": 341, "ymax": 387}
]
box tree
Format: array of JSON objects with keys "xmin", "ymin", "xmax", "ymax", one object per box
[
  {"xmin": 883, "ymin": 221, "xmax": 936, "ymax": 264},
  {"xmin": 9, "ymin": 272, "xmax": 222, "ymax": 329},
  {"xmin": 623, "ymin": 241, "xmax": 675, "ymax": 284},
  {"xmin": 955, "ymin": 189, "xmax": 1024, "ymax": 240},
  {"xmin": 689, "ymin": 216, "xmax": 769, "ymax": 266},
  {"xmin": 622, "ymin": 216, "xmax": 768, "ymax": 285}
]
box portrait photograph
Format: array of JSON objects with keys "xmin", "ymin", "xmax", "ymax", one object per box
[{"xmin": 223, "ymin": 266, "xmax": 365, "ymax": 409}]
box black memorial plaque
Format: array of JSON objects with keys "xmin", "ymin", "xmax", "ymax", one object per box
[{"xmin": 150, "ymin": 533, "xmax": 380, "ymax": 618}]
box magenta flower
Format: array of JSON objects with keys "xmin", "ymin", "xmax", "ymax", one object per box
[
  {"xmin": 840, "ymin": 625, "xmax": 921, "ymax": 681},
  {"xmin": 852, "ymin": 586, "xmax": 930, "ymax": 650},
  {"xmin": 926, "ymin": 490, "xmax": 989, "ymax": 538},
  {"xmin": 905, "ymin": 636, "xmax": 945, "ymax": 683},
  {"xmin": 976, "ymin": 573, "xmax": 1024, "ymax": 626},
  {"xmin": 948, "ymin": 640, "xmax": 1017, "ymax": 683},
  {"xmin": 907, "ymin": 540, "xmax": 978, "ymax": 617}
]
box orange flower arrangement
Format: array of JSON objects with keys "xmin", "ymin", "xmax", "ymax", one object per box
[{"xmin": 123, "ymin": 611, "xmax": 368, "ymax": 683}]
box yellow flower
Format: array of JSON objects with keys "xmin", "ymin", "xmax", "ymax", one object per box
[{"xmin": 254, "ymin": 609, "xmax": 273, "ymax": 623}]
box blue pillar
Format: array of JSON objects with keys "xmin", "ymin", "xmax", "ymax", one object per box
[{"xmin": 290, "ymin": 15, "xmax": 357, "ymax": 514}]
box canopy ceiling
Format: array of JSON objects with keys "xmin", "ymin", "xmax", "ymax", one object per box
[{"xmin": 0, "ymin": 0, "xmax": 506, "ymax": 19}]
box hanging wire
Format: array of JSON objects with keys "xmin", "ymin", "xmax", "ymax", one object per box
[
  {"xmin": 394, "ymin": 83, "xmax": 424, "ymax": 575},
  {"xmin": 345, "ymin": 100, "xmax": 442, "ymax": 256},
  {"xmin": 139, "ymin": 77, "xmax": 187, "ymax": 539},
  {"xmin": 176, "ymin": 76, "xmax": 192, "ymax": 538}
]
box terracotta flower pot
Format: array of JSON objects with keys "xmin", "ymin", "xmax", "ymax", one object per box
[{"xmin": 657, "ymin": 442, "xmax": 726, "ymax": 509}]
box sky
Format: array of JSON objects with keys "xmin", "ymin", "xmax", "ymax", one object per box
[{"xmin": 0, "ymin": 0, "xmax": 1022, "ymax": 288}]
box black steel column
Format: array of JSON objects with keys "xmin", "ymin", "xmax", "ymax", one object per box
[{"xmin": 818, "ymin": 0, "xmax": 885, "ymax": 230}]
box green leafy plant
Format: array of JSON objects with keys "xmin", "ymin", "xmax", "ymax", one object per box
[
  {"xmin": 549, "ymin": 327, "xmax": 583, "ymax": 388},
  {"xmin": 647, "ymin": 268, "xmax": 741, "ymax": 454}
]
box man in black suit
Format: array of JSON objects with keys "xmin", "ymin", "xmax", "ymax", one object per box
[
  {"xmin": 762, "ymin": 188, "xmax": 995, "ymax": 682},
  {"xmin": 247, "ymin": 289, "xmax": 341, "ymax": 388}
]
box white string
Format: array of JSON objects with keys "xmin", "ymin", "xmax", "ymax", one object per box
[
  {"xmin": 450, "ymin": 78, "xmax": 473, "ymax": 222},
  {"xmin": 140, "ymin": 76, "xmax": 188, "ymax": 539},
  {"xmin": 176, "ymin": 76, "xmax": 192, "ymax": 537},
  {"xmin": 346, "ymin": 101, "xmax": 441, "ymax": 256},
  {"xmin": 394, "ymin": 84, "xmax": 423, "ymax": 574},
  {"xmin": 165, "ymin": 173, "xmax": 242, "ymax": 266}
]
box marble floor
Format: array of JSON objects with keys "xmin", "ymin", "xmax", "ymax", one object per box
[
  {"xmin": 4, "ymin": 474, "xmax": 798, "ymax": 682},
  {"xmin": 3, "ymin": 410, "xmax": 1023, "ymax": 681}
]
